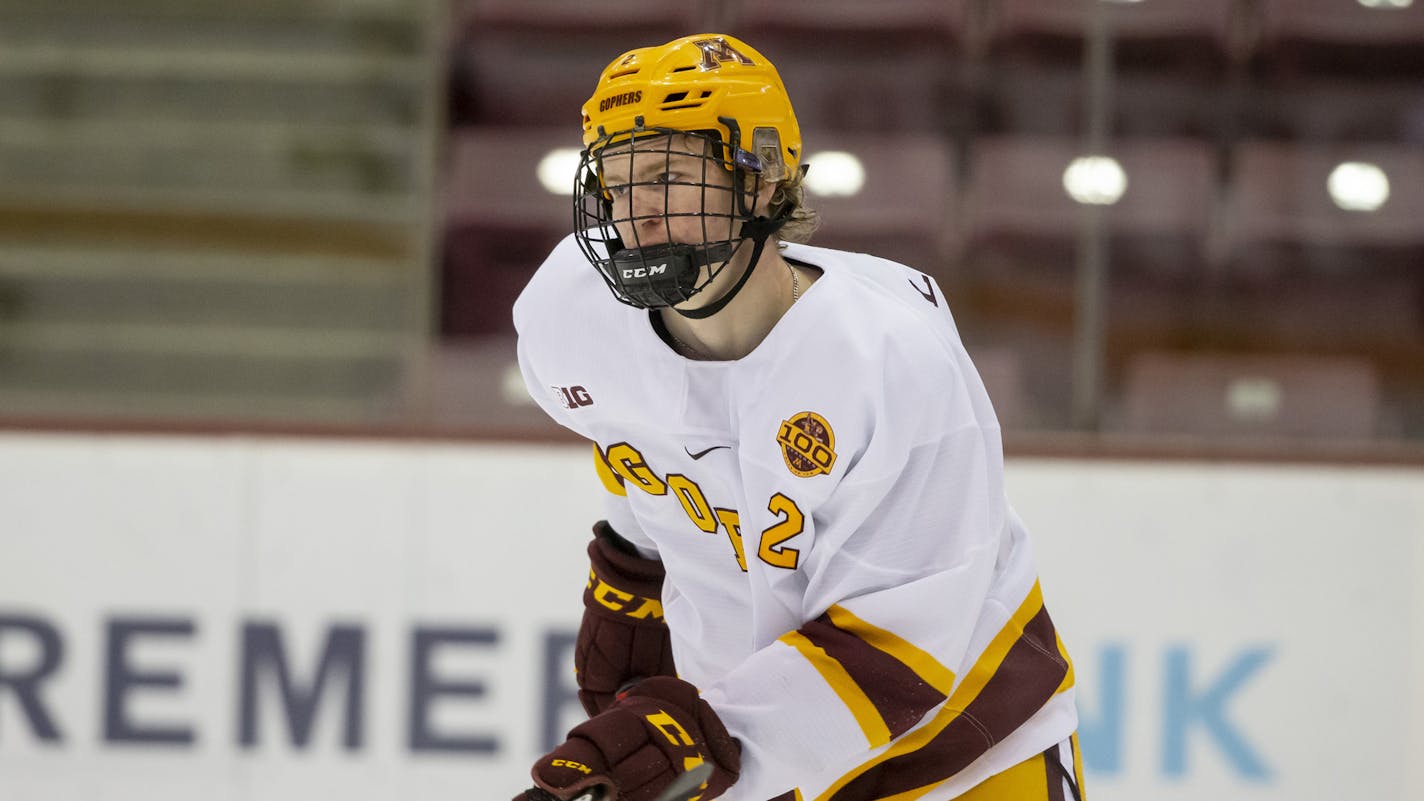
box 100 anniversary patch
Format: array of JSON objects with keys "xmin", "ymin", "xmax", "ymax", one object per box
[{"xmin": 777, "ymin": 411, "xmax": 837, "ymax": 478}]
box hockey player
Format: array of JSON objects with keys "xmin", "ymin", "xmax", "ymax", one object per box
[{"xmin": 512, "ymin": 33, "xmax": 1084, "ymax": 801}]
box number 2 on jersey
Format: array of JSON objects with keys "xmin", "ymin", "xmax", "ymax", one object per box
[{"xmin": 760, "ymin": 493, "xmax": 803, "ymax": 570}]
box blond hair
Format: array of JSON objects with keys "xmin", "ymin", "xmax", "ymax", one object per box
[{"xmin": 768, "ymin": 169, "xmax": 820, "ymax": 244}]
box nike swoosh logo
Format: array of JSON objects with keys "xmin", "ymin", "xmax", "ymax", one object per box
[{"xmin": 685, "ymin": 445, "xmax": 731, "ymax": 460}]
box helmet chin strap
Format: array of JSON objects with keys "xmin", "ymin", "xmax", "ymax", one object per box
[{"xmin": 673, "ymin": 215, "xmax": 784, "ymax": 320}]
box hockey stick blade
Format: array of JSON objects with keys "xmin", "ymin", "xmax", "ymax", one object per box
[
  {"xmin": 653, "ymin": 762, "xmax": 714, "ymax": 801},
  {"xmin": 530, "ymin": 762, "xmax": 712, "ymax": 801}
]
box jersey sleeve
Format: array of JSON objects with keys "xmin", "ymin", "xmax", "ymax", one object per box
[
  {"xmin": 699, "ymin": 352, "xmax": 1071, "ymax": 798},
  {"xmin": 592, "ymin": 442, "xmax": 660, "ymax": 559}
]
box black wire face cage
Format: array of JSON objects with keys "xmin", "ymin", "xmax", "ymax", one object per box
[{"xmin": 573, "ymin": 126, "xmax": 766, "ymax": 310}]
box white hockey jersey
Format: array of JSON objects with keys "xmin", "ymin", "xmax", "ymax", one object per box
[{"xmin": 514, "ymin": 235, "xmax": 1078, "ymax": 801}]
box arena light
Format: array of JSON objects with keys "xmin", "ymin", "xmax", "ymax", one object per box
[
  {"xmin": 502, "ymin": 362, "xmax": 537, "ymax": 406},
  {"xmin": 803, "ymin": 151, "xmax": 866, "ymax": 197},
  {"xmin": 1227, "ymin": 377, "xmax": 1283, "ymax": 422},
  {"xmin": 536, "ymin": 147, "xmax": 583, "ymax": 195},
  {"xmin": 1356, "ymin": 0, "xmax": 1413, "ymax": 9},
  {"xmin": 1327, "ymin": 161, "xmax": 1390, "ymax": 212},
  {"xmin": 1062, "ymin": 155, "xmax": 1128, "ymax": 206}
]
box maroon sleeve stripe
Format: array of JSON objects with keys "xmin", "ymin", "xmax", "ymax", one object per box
[
  {"xmin": 824, "ymin": 604, "xmax": 1069, "ymax": 800},
  {"xmin": 798, "ymin": 612, "xmax": 951, "ymax": 741}
]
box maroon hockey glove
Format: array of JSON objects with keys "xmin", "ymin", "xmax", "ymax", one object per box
[
  {"xmin": 576, "ymin": 521, "xmax": 677, "ymax": 715},
  {"xmin": 519, "ymin": 676, "xmax": 741, "ymax": 801}
]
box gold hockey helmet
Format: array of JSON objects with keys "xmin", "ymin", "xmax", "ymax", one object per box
[{"xmin": 580, "ymin": 33, "xmax": 801, "ymax": 183}]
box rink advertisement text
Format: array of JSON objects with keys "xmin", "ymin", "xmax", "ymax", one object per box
[
  {"xmin": 1, "ymin": 433, "xmax": 1419, "ymax": 800},
  {"xmin": 1, "ymin": 611, "xmax": 1275, "ymax": 781}
]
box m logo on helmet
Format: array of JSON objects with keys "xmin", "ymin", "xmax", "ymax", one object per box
[{"xmin": 694, "ymin": 38, "xmax": 754, "ymax": 71}]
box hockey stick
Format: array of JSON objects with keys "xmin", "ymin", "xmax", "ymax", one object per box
[{"xmin": 529, "ymin": 761, "xmax": 715, "ymax": 801}]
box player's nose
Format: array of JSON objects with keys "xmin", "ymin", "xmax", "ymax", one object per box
[{"xmin": 627, "ymin": 185, "xmax": 670, "ymax": 217}]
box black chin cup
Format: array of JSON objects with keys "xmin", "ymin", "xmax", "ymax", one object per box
[{"xmin": 606, "ymin": 241, "xmax": 735, "ymax": 309}]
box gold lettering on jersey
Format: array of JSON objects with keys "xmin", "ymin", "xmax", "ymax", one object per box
[
  {"xmin": 760, "ymin": 493, "xmax": 803, "ymax": 570},
  {"xmin": 668, "ymin": 474, "xmax": 718, "ymax": 533},
  {"xmin": 606, "ymin": 442, "xmax": 668, "ymax": 495},
  {"xmin": 777, "ymin": 412, "xmax": 837, "ymax": 478},
  {"xmin": 694, "ymin": 38, "xmax": 755, "ymax": 70},
  {"xmin": 714, "ymin": 508, "xmax": 747, "ymax": 572}
]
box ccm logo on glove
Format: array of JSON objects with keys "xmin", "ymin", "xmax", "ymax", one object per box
[{"xmin": 521, "ymin": 676, "xmax": 741, "ymax": 801}]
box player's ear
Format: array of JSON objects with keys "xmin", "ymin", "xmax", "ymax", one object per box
[{"xmin": 749, "ymin": 176, "xmax": 778, "ymax": 217}]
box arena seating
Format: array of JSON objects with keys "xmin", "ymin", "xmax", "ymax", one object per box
[
  {"xmin": 447, "ymin": 0, "xmax": 712, "ymax": 128},
  {"xmin": 966, "ymin": 135, "xmax": 1215, "ymax": 276},
  {"xmin": 1227, "ymin": 140, "xmax": 1424, "ymax": 270},
  {"xmin": 1119, "ymin": 351, "xmax": 1381, "ymax": 439},
  {"xmin": 431, "ymin": 1, "xmax": 1424, "ymax": 438},
  {"xmin": 797, "ymin": 132, "xmax": 957, "ymax": 275},
  {"xmin": 0, "ymin": 0, "xmax": 438, "ymax": 423},
  {"xmin": 1263, "ymin": 0, "xmax": 1424, "ymax": 38},
  {"xmin": 726, "ymin": 0, "xmax": 964, "ymax": 39},
  {"xmin": 441, "ymin": 127, "xmax": 577, "ymax": 337}
]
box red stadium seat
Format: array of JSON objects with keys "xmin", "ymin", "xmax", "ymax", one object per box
[
  {"xmin": 443, "ymin": 126, "xmax": 577, "ymax": 230},
  {"xmin": 441, "ymin": 221, "xmax": 565, "ymax": 338},
  {"xmin": 724, "ymin": 1, "xmax": 965, "ymax": 133},
  {"xmin": 1118, "ymin": 351, "xmax": 1380, "ymax": 439},
  {"xmin": 1261, "ymin": 0, "xmax": 1424, "ymax": 45},
  {"xmin": 1258, "ymin": 0, "xmax": 1424, "ymax": 79},
  {"xmin": 450, "ymin": 0, "xmax": 708, "ymax": 39},
  {"xmin": 994, "ymin": 0, "xmax": 1236, "ymax": 38},
  {"xmin": 799, "ymin": 132, "xmax": 957, "ymax": 273},
  {"xmin": 1241, "ymin": 80, "xmax": 1424, "ymax": 143},
  {"xmin": 728, "ymin": 0, "xmax": 965, "ymax": 38},
  {"xmin": 983, "ymin": 0, "xmax": 1240, "ymax": 138},
  {"xmin": 442, "ymin": 128, "xmax": 579, "ymax": 336},
  {"xmin": 968, "ymin": 136, "xmax": 1214, "ymax": 248},
  {"xmin": 1228, "ymin": 141, "xmax": 1424, "ymax": 252},
  {"xmin": 960, "ymin": 137, "xmax": 1217, "ymax": 372},
  {"xmin": 447, "ymin": 3, "xmax": 710, "ymax": 127},
  {"xmin": 990, "ymin": 0, "xmax": 1236, "ymax": 63}
]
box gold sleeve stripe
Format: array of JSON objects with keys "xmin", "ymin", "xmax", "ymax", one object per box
[
  {"xmin": 1070, "ymin": 732, "xmax": 1087, "ymax": 794},
  {"xmin": 813, "ymin": 581, "xmax": 1051, "ymax": 801},
  {"xmin": 592, "ymin": 443, "xmax": 627, "ymax": 497},
  {"xmin": 824, "ymin": 604, "xmax": 957, "ymax": 696},
  {"xmin": 780, "ymin": 630, "xmax": 893, "ymax": 747}
]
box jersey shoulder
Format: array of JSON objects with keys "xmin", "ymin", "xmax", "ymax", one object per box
[
  {"xmin": 781, "ymin": 242, "xmax": 966, "ymax": 378},
  {"xmin": 513, "ymin": 234, "xmax": 643, "ymax": 434},
  {"xmin": 756, "ymin": 244, "xmax": 999, "ymax": 452},
  {"xmin": 513, "ymin": 233, "xmax": 609, "ymax": 336},
  {"xmin": 783, "ymin": 242, "xmax": 961, "ymax": 344}
]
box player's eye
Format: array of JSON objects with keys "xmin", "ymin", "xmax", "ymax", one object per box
[{"xmin": 652, "ymin": 171, "xmax": 683, "ymax": 185}]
